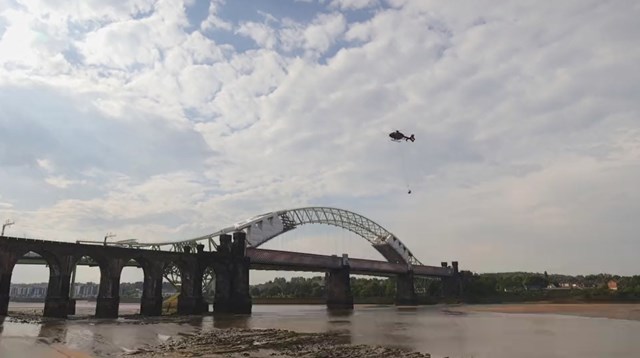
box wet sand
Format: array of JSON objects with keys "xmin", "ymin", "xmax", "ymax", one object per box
[
  {"xmin": 461, "ymin": 303, "xmax": 640, "ymax": 321},
  {"xmin": 127, "ymin": 327, "xmax": 432, "ymax": 358}
]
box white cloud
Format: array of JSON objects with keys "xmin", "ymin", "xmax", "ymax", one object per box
[
  {"xmin": 36, "ymin": 158, "xmax": 55, "ymax": 172},
  {"xmin": 1, "ymin": 0, "xmax": 639, "ymax": 282},
  {"xmin": 331, "ymin": 0, "xmax": 380, "ymax": 10},
  {"xmin": 14, "ymin": 0, "xmax": 156, "ymax": 22},
  {"xmin": 200, "ymin": 0, "xmax": 232, "ymax": 31},
  {"xmin": 237, "ymin": 22, "xmax": 278, "ymax": 49},
  {"xmin": 45, "ymin": 176, "xmax": 85, "ymax": 189},
  {"xmin": 278, "ymin": 12, "xmax": 347, "ymax": 57}
]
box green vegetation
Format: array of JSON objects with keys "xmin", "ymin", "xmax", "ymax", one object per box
[
  {"xmin": 250, "ymin": 273, "xmax": 640, "ymax": 304},
  {"xmin": 460, "ymin": 272, "xmax": 640, "ymax": 303},
  {"xmin": 250, "ymin": 276, "xmax": 405, "ymax": 299}
]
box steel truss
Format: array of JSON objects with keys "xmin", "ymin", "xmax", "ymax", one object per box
[{"xmin": 81, "ymin": 206, "xmax": 423, "ymax": 267}]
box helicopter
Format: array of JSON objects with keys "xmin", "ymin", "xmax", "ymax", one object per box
[{"xmin": 389, "ymin": 130, "xmax": 415, "ymax": 142}]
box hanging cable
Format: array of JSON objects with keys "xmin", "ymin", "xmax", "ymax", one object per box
[{"xmin": 395, "ymin": 141, "xmax": 412, "ymax": 194}]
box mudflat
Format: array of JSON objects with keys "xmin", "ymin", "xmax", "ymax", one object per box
[
  {"xmin": 461, "ymin": 303, "xmax": 640, "ymax": 321},
  {"xmin": 125, "ymin": 327, "xmax": 432, "ymax": 358}
]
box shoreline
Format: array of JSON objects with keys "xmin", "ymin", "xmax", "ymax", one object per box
[
  {"xmin": 1, "ymin": 311, "xmax": 434, "ymax": 358},
  {"xmin": 457, "ymin": 302, "xmax": 640, "ymax": 321},
  {"xmin": 3, "ymin": 303, "xmax": 640, "ymax": 357}
]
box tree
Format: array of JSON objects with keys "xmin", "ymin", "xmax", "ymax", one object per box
[{"xmin": 523, "ymin": 275, "xmax": 548, "ymax": 289}]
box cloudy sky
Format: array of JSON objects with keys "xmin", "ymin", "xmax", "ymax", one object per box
[{"xmin": 1, "ymin": 0, "xmax": 639, "ymax": 284}]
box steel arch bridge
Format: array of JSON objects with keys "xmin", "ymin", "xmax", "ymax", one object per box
[{"xmin": 81, "ymin": 207, "xmax": 423, "ymax": 267}]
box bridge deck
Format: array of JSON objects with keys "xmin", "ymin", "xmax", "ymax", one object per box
[
  {"xmin": 5, "ymin": 237, "xmax": 452, "ymax": 278},
  {"xmin": 246, "ymin": 248, "xmax": 452, "ymax": 277}
]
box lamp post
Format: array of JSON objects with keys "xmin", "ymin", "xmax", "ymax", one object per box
[
  {"xmin": 103, "ymin": 232, "xmax": 116, "ymax": 246},
  {"xmin": 1, "ymin": 219, "xmax": 14, "ymax": 236}
]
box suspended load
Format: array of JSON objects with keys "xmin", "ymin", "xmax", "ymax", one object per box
[{"xmin": 388, "ymin": 130, "xmax": 415, "ymax": 194}]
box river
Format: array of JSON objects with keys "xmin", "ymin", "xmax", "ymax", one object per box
[{"xmin": 1, "ymin": 302, "xmax": 639, "ymax": 357}]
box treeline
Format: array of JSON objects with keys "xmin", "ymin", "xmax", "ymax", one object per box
[
  {"xmin": 250, "ymin": 276, "xmax": 403, "ymax": 299},
  {"xmin": 249, "ymin": 272, "xmax": 640, "ymax": 303},
  {"xmin": 461, "ymin": 272, "xmax": 640, "ymax": 303}
]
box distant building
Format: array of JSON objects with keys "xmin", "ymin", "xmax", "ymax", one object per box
[
  {"xmin": 545, "ymin": 283, "xmax": 570, "ymax": 290},
  {"xmin": 73, "ymin": 283, "xmax": 99, "ymax": 298},
  {"xmin": 9, "ymin": 283, "xmax": 48, "ymax": 298},
  {"xmin": 607, "ymin": 280, "xmax": 618, "ymax": 291}
]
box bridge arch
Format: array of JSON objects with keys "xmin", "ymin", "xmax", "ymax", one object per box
[
  {"xmin": 112, "ymin": 207, "xmax": 422, "ymax": 267},
  {"xmin": 14, "ymin": 249, "xmax": 63, "ymax": 276},
  {"xmin": 230, "ymin": 207, "xmax": 421, "ymax": 266}
]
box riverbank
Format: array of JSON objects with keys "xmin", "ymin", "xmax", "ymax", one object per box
[
  {"xmin": 459, "ymin": 302, "xmax": 640, "ymax": 321},
  {"xmin": 1, "ymin": 311, "xmax": 433, "ymax": 358}
]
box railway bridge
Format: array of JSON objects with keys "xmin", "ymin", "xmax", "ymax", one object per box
[{"xmin": 0, "ymin": 207, "xmax": 461, "ymax": 318}]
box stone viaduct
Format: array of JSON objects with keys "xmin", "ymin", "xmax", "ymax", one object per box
[{"xmin": 0, "ymin": 233, "xmax": 251, "ymax": 318}]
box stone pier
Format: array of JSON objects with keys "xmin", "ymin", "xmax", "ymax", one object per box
[
  {"xmin": 325, "ymin": 256, "xmax": 353, "ymax": 310},
  {"xmin": 212, "ymin": 232, "xmax": 251, "ymax": 314},
  {"xmin": 0, "ymin": 271, "xmax": 12, "ymax": 316},
  {"xmin": 95, "ymin": 259, "xmax": 127, "ymax": 318},
  {"xmin": 395, "ymin": 271, "xmax": 417, "ymax": 306},
  {"xmin": 441, "ymin": 261, "xmax": 461, "ymax": 299},
  {"xmin": 140, "ymin": 263, "xmax": 163, "ymax": 316},
  {"xmin": 43, "ymin": 273, "xmax": 72, "ymax": 318},
  {"xmin": 229, "ymin": 232, "xmax": 252, "ymax": 314},
  {"xmin": 213, "ymin": 234, "xmax": 232, "ymax": 313},
  {"xmin": 177, "ymin": 253, "xmax": 200, "ymax": 315}
]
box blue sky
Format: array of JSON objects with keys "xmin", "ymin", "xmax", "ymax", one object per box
[{"xmin": 1, "ymin": 0, "xmax": 639, "ymax": 284}]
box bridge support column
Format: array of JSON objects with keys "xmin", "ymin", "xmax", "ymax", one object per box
[
  {"xmin": 177, "ymin": 261, "xmax": 200, "ymax": 315},
  {"xmin": 140, "ymin": 264, "xmax": 163, "ymax": 316},
  {"xmin": 95, "ymin": 260, "xmax": 124, "ymax": 319},
  {"xmin": 326, "ymin": 256, "xmax": 353, "ymax": 310},
  {"xmin": 213, "ymin": 268, "xmax": 230, "ymax": 313},
  {"xmin": 395, "ymin": 271, "xmax": 417, "ymax": 306},
  {"xmin": 0, "ymin": 250, "xmax": 17, "ymax": 316},
  {"xmin": 96, "ymin": 297, "xmax": 120, "ymax": 318},
  {"xmin": 441, "ymin": 261, "xmax": 461, "ymax": 300},
  {"xmin": 230, "ymin": 232, "xmax": 251, "ymax": 314},
  {"xmin": 177, "ymin": 295, "xmax": 198, "ymax": 315},
  {"xmin": 212, "ymin": 232, "xmax": 252, "ymax": 314},
  {"xmin": 0, "ymin": 270, "xmax": 12, "ymax": 316},
  {"xmin": 68, "ymin": 299, "xmax": 76, "ymax": 315},
  {"xmin": 44, "ymin": 273, "xmax": 72, "ymax": 318},
  {"xmin": 213, "ymin": 234, "xmax": 232, "ymax": 313}
]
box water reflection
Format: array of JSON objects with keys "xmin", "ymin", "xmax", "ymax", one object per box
[
  {"xmin": 37, "ymin": 320, "xmax": 67, "ymax": 345},
  {"xmin": 213, "ymin": 313, "xmax": 250, "ymax": 329},
  {"xmin": 0, "ymin": 304, "xmax": 640, "ymax": 358},
  {"xmin": 322, "ymin": 309, "xmax": 352, "ymax": 344},
  {"xmin": 326, "ymin": 308, "xmax": 354, "ymax": 318}
]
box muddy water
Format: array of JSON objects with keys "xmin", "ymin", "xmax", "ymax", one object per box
[{"xmin": 1, "ymin": 302, "xmax": 640, "ymax": 358}]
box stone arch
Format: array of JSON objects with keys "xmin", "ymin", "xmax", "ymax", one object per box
[
  {"xmin": 71, "ymin": 252, "xmax": 109, "ymax": 278},
  {"xmin": 196, "ymin": 261, "xmax": 217, "ymax": 313},
  {"xmin": 15, "ymin": 248, "xmax": 63, "ymax": 276},
  {"xmin": 201, "ymin": 264, "xmax": 216, "ymax": 300},
  {"xmin": 1, "ymin": 248, "xmax": 64, "ymax": 317},
  {"xmin": 159, "ymin": 257, "xmax": 197, "ymax": 315},
  {"xmin": 70, "ymin": 252, "xmax": 111, "ymax": 317},
  {"xmin": 126, "ymin": 255, "xmax": 163, "ymax": 316}
]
